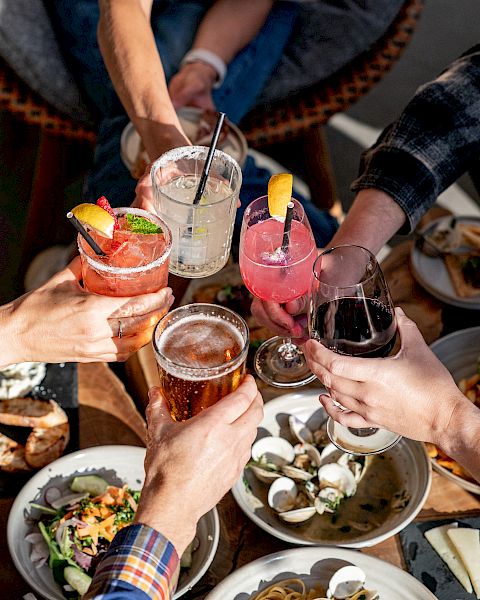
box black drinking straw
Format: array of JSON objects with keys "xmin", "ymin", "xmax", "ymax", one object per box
[
  {"xmin": 281, "ymin": 202, "xmax": 294, "ymax": 253},
  {"xmin": 66, "ymin": 212, "xmax": 106, "ymax": 256},
  {"xmin": 193, "ymin": 111, "xmax": 226, "ymax": 205}
]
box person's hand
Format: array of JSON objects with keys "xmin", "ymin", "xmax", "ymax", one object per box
[
  {"xmin": 135, "ymin": 375, "xmax": 263, "ymax": 555},
  {"xmin": 303, "ymin": 307, "xmax": 467, "ymax": 445},
  {"xmin": 4, "ymin": 257, "xmax": 174, "ymax": 366},
  {"xmin": 169, "ymin": 62, "xmax": 217, "ymax": 111},
  {"xmin": 251, "ymin": 295, "xmax": 308, "ymax": 339}
]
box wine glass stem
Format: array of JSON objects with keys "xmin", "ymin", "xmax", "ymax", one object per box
[{"xmin": 277, "ymin": 338, "xmax": 299, "ymax": 362}]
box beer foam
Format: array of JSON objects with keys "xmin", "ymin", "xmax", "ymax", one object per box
[{"xmin": 157, "ymin": 314, "xmax": 245, "ymax": 378}]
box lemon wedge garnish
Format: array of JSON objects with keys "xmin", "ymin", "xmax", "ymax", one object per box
[
  {"xmin": 268, "ymin": 173, "xmax": 293, "ymax": 219},
  {"xmin": 71, "ymin": 203, "xmax": 115, "ymax": 238}
]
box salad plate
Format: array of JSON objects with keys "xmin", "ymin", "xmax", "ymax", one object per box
[
  {"xmin": 232, "ymin": 389, "xmax": 431, "ymax": 548},
  {"xmin": 7, "ymin": 445, "xmax": 219, "ymax": 599},
  {"xmin": 204, "ymin": 546, "xmax": 438, "ymax": 599}
]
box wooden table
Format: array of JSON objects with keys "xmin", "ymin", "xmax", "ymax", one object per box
[{"xmin": 2, "ymin": 230, "xmax": 480, "ymax": 598}]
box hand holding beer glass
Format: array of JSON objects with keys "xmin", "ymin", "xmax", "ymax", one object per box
[{"xmin": 153, "ymin": 303, "xmax": 249, "ymax": 420}]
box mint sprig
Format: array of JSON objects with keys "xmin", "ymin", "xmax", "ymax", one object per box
[{"xmin": 126, "ymin": 214, "xmax": 163, "ymax": 234}]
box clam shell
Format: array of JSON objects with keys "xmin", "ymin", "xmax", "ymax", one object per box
[
  {"xmin": 349, "ymin": 590, "xmax": 379, "ymax": 600},
  {"xmin": 268, "ymin": 477, "xmax": 298, "ymax": 513},
  {"xmin": 320, "ymin": 443, "xmax": 343, "ymax": 465},
  {"xmin": 249, "ymin": 464, "xmax": 283, "ymax": 484},
  {"xmin": 318, "ymin": 463, "xmax": 357, "ymax": 497},
  {"xmin": 289, "ymin": 415, "xmax": 314, "ymax": 444},
  {"xmin": 281, "ymin": 464, "xmax": 314, "ymax": 482},
  {"xmin": 294, "ymin": 443, "xmax": 322, "ymax": 467},
  {"xmin": 327, "ymin": 565, "xmax": 366, "ymax": 599},
  {"xmin": 251, "ymin": 436, "xmax": 295, "ymax": 467},
  {"xmin": 278, "ymin": 506, "xmax": 316, "ymax": 523}
]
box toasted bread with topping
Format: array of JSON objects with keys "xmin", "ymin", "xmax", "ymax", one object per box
[
  {"xmin": 25, "ymin": 422, "xmax": 70, "ymax": 469},
  {"xmin": 0, "ymin": 398, "xmax": 68, "ymax": 429},
  {"xmin": 0, "ymin": 432, "xmax": 31, "ymax": 473}
]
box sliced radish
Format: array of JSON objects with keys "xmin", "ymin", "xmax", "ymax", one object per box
[
  {"xmin": 44, "ymin": 486, "xmax": 62, "ymax": 505},
  {"xmin": 25, "ymin": 533, "xmax": 44, "ymax": 545},
  {"xmin": 50, "ymin": 492, "xmax": 88, "ymax": 510}
]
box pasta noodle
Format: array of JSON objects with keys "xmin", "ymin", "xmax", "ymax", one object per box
[{"xmin": 251, "ymin": 578, "xmax": 326, "ymax": 600}]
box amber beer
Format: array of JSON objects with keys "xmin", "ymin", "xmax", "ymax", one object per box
[{"xmin": 153, "ymin": 304, "xmax": 249, "ymax": 421}]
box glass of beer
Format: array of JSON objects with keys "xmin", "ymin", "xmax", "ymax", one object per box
[{"xmin": 153, "ymin": 303, "xmax": 249, "ymax": 421}]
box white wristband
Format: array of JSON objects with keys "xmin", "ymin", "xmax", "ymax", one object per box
[{"xmin": 180, "ymin": 48, "xmax": 227, "ymax": 89}]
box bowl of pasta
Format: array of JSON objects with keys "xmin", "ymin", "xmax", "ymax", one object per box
[{"xmin": 204, "ymin": 546, "xmax": 437, "ymax": 599}]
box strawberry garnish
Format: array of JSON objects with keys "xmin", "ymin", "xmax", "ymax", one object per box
[{"xmin": 96, "ymin": 196, "xmax": 119, "ymax": 230}]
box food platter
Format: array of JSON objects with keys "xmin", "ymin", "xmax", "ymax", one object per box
[
  {"xmin": 232, "ymin": 389, "xmax": 431, "ymax": 548},
  {"xmin": 7, "ymin": 445, "xmax": 219, "ymax": 599},
  {"xmin": 204, "ymin": 546, "xmax": 438, "ymax": 600},
  {"xmin": 429, "ymin": 327, "xmax": 480, "ymax": 494},
  {"xmin": 411, "ymin": 216, "xmax": 480, "ymax": 309}
]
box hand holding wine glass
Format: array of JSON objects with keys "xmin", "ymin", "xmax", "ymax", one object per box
[{"xmin": 308, "ymin": 245, "xmax": 401, "ymax": 455}]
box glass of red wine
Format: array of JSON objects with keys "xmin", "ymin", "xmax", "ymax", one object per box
[{"xmin": 309, "ymin": 245, "xmax": 401, "ymax": 455}]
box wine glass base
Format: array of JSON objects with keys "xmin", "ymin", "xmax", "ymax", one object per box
[
  {"xmin": 327, "ymin": 418, "xmax": 401, "ymax": 455},
  {"xmin": 254, "ymin": 336, "xmax": 316, "ymax": 388}
]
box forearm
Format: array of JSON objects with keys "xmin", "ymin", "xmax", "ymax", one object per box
[
  {"xmin": 329, "ymin": 188, "xmax": 407, "ymax": 255},
  {"xmin": 192, "ymin": 0, "xmax": 274, "ymax": 63},
  {"xmin": 98, "ymin": 0, "xmax": 187, "ymax": 159},
  {"xmin": 439, "ymin": 395, "xmax": 480, "ymax": 484},
  {"xmin": 0, "ymin": 301, "xmax": 23, "ymax": 368}
]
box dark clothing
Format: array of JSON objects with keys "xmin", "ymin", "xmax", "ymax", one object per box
[{"xmin": 352, "ymin": 45, "xmax": 480, "ymax": 233}]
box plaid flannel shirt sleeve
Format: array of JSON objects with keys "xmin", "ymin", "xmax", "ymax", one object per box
[
  {"xmin": 84, "ymin": 524, "xmax": 180, "ymax": 600},
  {"xmin": 351, "ymin": 45, "xmax": 480, "ymax": 233}
]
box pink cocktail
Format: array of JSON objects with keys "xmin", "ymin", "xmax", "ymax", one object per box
[
  {"xmin": 239, "ymin": 195, "xmax": 317, "ymax": 388},
  {"xmin": 78, "ymin": 207, "xmax": 171, "ymax": 297},
  {"xmin": 240, "ymin": 218, "xmax": 316, "ymax": 303}
]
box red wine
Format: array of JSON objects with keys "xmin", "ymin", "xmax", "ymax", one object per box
[{"xmin": 311, "ymin": 297, "xmax": 397, "ymax": 357}]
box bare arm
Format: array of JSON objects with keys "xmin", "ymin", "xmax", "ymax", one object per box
[
  {"xmin": 192, "ymin": 0, "xmax": 273, "ymax": 63},
  {"xmin": 98, "ymin": 0, "xmax": 188, "ymax": 161},
  {"xmin": 329, "ymin": 188, "xmax": 407, "ymax": 255},
  {"xmin": 442, "ymin": 401, "xmax": 480, "ymax": 484}
]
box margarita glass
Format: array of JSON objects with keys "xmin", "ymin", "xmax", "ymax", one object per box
[
  {"xmin": 239, "ymin": 195, "xmax": 317, "ymax": 387},
  {"xmin": 77, "ymin": 207, "xmax": 171, "ymax": 296},
  {"xmin": 151, "ymin": 146, "xmax": 242, "ymax": 278}
]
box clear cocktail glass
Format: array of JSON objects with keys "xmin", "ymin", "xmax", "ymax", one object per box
[
  {"xmin": 77, "ymin": 207, "xmax": 171, "ymax": 296},
  {"xmin": 151, "ymin": 146, "xmax": 242, "ymax": 278},
  {"xmin": 153, "ymin": 303, "xmax": 249, "ymax": 421},
  {"xmin": 239, "ymin": 195, "xmax": 317, "ymax": 387}
]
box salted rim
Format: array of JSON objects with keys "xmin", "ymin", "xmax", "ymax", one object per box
[
  {"xmin": 152, "ymin": 303, "xmax": 249, "ymax": 377},
  {"xmin": 150, "ymin": 145, "xmax": 242, "ymax": 208},
  {"xmin": 77, "ymin": 207, "xmax": 172, "ymax": 274}
]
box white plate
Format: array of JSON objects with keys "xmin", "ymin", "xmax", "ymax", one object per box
[
  {"xmin": 411, "ymin": 216, "xmax": 480, "ymax": 309},
  {"xmin": 120, "ymin": 107, "xmax": 248, "ymax": 173},
  {"xmin": 430, "ymin": 327, "xmax": 480, "ymax": 494},
  {"xmin": 204, "ymin": 546, "xmax": 438, "ymax": 600},
  {"xmin": 7, "ymin": 445, "xmax": 219, "ymax": 599},
  {"xmin": 232, "ymin": 389, "xmax": 431, "ymax": 548}
]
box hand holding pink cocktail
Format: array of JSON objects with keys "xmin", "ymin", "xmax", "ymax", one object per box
[{"xmin": 239, "ymin": 175, "xmax": 317, "ymax": 387}]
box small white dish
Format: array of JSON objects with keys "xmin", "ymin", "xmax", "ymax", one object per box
[{"xmin": 7, "ymin": 445, "xmax": 219, "ymax": 599}]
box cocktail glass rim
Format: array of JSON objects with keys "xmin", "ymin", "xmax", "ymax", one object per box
[
  {"xmin": 77, "ymin": 207, "xmax": 172, "ymax": 275},
  {"xmin": 312, "ymin": 244, "xmax": 380, "ymax": 289},
  {"xmin": 242, "ymin": 195, "xmax": 313, "ymax": 271},
  {"xmin": 152, "ymin": 302, "xmax": 249, "ymax": 377},
  {"xmin": 150, "ymin": 145, "xmax": 242, "ymax": 209}
]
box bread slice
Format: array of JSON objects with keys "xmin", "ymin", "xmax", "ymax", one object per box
[
  {"xmin": 25, "ymin": 422, "xmax": 70, "ymax": 469},
  {"xmin": 444, "ymin": 253, "xmax": 480, "ymax": 298},
  {"xmin": 0, "ymin": 398, "xmax": 68, "ymax": 429},
  {"xmin": 0, "ymin": 432, "xmax": 31, "ymax": 473}
]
